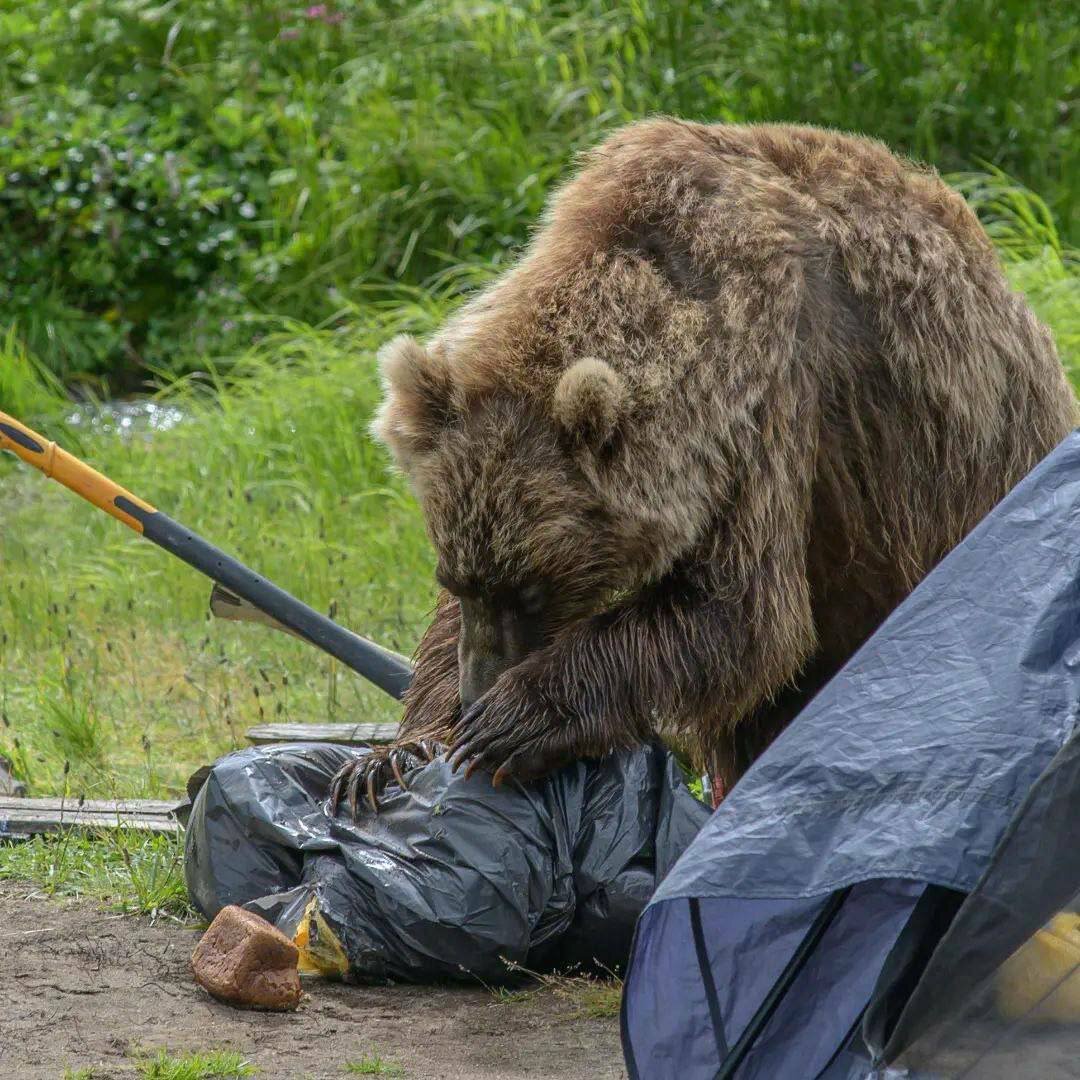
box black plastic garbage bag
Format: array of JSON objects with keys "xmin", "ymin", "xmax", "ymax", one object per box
[{"xmin": 185, "ymin": 740, "xmax": 709, "ymax": 983}]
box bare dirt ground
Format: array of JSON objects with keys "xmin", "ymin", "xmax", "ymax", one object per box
[{"xmin": 0, "ymin": 887, "xmax": 626, "ymax": 1080}]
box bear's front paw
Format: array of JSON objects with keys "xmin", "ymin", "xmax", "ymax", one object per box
[{"xmin": 447, "ymin": 666, "xmax": 574, "ymax": 786}]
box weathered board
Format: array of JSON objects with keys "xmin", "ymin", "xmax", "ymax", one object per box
[
  {"xmin": 0, "ymin": 726, "xmax": 399, "ymax": 838},
  {"xmin": 0, "ymin": 796, "xmax": 183, "ymax": 838},
  {"xmin": 244, "ymin": 722, "xmax": 399, "ymax": 746}
]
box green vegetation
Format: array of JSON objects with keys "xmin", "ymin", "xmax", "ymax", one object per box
[
  {"xmin": 488, "ymin": 986, "xmax": 536, "ymax": 1006},
  {"xmin": 1, "ymin": 0, "xmax": 1077, "ymax": 385},
  {"xmin": 954, "ymin": 174, "xmax": 1080, "ymax": 371},
  {"xmin": 138, "ymin": 1049, "xmax": 256, "ymax": 1080},
  {"xmin": 1, "ymin": 306, "xmax": 438, "ymax": 804},
  {"xmin": 498, "ymin": 961, "xmax": 625, "ymax": 1020},
  {"xmin": 0, "ymin": 827, "xmax": 190, "ymax": 917},
  {"xmin": 344, "ymin": 1054, "xmax": 405, "ymax": 1077},
  {"xmin": 558, "ymin": 977, "xmax": 623, "ymax": 1020}
]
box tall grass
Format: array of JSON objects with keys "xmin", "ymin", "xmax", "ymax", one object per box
[
  {"xmin": 0, "ymin": 300, "xmax": 445, "ymax": 801},
  {"xmin": 2, "ymin": 0, "xmax": 1077, "ymax": 383},
  {"xmin": 0, "ymin": 828, "xmax": 189, "ymax": 917},
  {"xmin": 955, "ymin": 172, "xmax": 1080, "ymax": 377}
]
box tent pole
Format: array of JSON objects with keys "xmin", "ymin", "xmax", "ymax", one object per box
[{"xmin": 715, "ymin": 887, "xmax": 851, "ymax": 1080}]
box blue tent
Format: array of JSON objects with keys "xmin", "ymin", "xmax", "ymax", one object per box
[{"xmin": 622, "ymin": 431, "xmax": 1080, "ymax": 1079}]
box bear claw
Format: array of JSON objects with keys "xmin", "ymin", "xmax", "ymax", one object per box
[
  {"xmin": 448, "ymin": 682, "xmax": 572, "ymax": 786},
  {"xmin": 328, "ymin": 742, "xmax": 438, "ymax": 818}
]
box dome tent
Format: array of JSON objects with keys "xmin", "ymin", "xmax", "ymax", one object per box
[{"xmin": 622, "ymin": 431, "xmax": 1080, "ymax": 1079}]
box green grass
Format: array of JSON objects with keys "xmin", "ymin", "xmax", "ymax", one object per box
[
  {"xmin": 137, "ymin": 1050, "xmax": 256, "ymax": 1080},
  {"xmin": 0, "ymin": 302, "xmax": 442, "ymax": 803},
  {"xmin": 344, "ymin": 1054, "xmax": 404, "ymax": 1077},
  {"xmin": 556, "ymin": 977, "xmax": 622, "ymax": 1020},
  {"xmin": 1, "ymin": 0, "xmax": 1077, "ymax": 385},
  {"xmin": 488, "ymin": 986, "xmax": 535, "ymax": 1006},
  {"xmin": 0, "ymin": 827, "xmax": 190, "ymax": 917},
  {"xmin": 485, "ymin": 975, "xmax": 620, "ymax": 1017},
  {"xmin": 494, "ymin": 959, "xmax": 624, "ymax": 1019},
  {"xmin": 953, "ymin": 173, "xmax": 1080, "ymax": 375}
]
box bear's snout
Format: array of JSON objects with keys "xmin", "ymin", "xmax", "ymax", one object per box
[
  {"xmin": 456, "ymin": 597, "xmax": 546, "ymax": 706},
  {"xmin": 458, "ymin": 653, "xmax": 506, "ymax": 708}
]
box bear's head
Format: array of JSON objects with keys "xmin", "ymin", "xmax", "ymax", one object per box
[{"xmin": 371, "ymin": 334, "xmax": 642, "ymax": 707}]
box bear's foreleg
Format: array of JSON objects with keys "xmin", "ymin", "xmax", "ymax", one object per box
[
  {"xmin": 399, "ymin": 590, "xmax": 463, "ymax": 739},
  {"xmin": 447, "ymin": 561, "xmax": 815, "ymax": 787},
  {"xmin": 328, "ymin": 591, "xmax": 461, "ymax": 814}
]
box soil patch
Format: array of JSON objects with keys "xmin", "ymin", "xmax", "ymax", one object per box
[{"xmin": 0, "ymin": 887, "xmax": 626, "ymax": 1080}]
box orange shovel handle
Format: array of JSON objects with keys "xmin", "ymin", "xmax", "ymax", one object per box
[{"xmin": 0, "ymin": 410, "xmax": 156, "ymax": 533}]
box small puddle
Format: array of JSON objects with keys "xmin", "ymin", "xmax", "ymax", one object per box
[{"xmin": 65, "ymin": 399, "xmax": 186, "ymax": 438}]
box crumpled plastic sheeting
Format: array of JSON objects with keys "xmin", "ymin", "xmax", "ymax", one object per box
[{"xmin": 185, "ymin": 740, "xmax": 709, "ymax": 983}]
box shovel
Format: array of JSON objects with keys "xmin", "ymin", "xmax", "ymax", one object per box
[{"xmin": 0, "ymin": 409, "xmax": 413, "ymax": 701}]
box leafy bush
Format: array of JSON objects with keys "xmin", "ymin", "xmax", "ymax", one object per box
[{"xmin": 1, "ymin": 0, "xmax": 1077, "ymax": 387}]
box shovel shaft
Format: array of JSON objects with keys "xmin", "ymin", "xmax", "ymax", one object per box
[{"xmin": 0, "ymin": 410, "xmax": 413, "ymax": 701}]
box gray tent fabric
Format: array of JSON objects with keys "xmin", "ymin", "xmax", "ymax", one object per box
[
  {"xmin": 884, "ymin": 726, "xmax": 1080, "ymax": 1077},
  {"xmin": 622, "ymin": 430, "xmax": 1080, "ymax": 1079}
]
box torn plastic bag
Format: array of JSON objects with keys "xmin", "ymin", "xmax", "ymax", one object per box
[{"xmin": 184, "ymin": 740, "xmax": 709, "ymax": 983}]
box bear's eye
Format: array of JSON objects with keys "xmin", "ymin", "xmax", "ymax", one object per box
[
  {"xmin": 517, "ymin": 582, "xmax": 547, "ymax": 616},
  {"xmin": 436, "ymin": 568, "xmax": 473, "ymax": 598}
]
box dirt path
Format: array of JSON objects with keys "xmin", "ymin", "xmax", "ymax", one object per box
[{"xmin": 0, "ymin": 888, "xmax": 626, "ymax": 1080}]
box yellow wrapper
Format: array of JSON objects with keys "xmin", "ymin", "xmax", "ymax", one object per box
[
  {"xmin": 996, "ymin": 912, "xmax": 1080, "ymax": 1022},
  {"xmin": 293, "ymin": 895, "xmax": 350, "ymax": 979}
]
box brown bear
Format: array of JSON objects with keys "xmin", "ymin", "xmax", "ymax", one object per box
[{"xmin": 330, "ymin": 119, "xmax": 1077, "ymax": 815}]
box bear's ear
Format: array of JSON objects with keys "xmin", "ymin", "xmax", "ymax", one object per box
[
  {"xmin": 553, "ymin": 357, "xmax": 628, "ymax": 453},
  {"xmin": 370, "ymin": 334, "xmax": 455, "ymax": 468}
]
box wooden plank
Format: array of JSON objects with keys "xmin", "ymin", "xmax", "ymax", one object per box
[
  {"xmin": 0, "ymin": 797, "xmax": 182, "ymax": 815},
  {"xmin": 244, "ymin": 722, "xmax": 399, "ymax": 746},
  {"xmin": 0, "ymin": 797, "xmax": 182, "ymax": 838}
]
